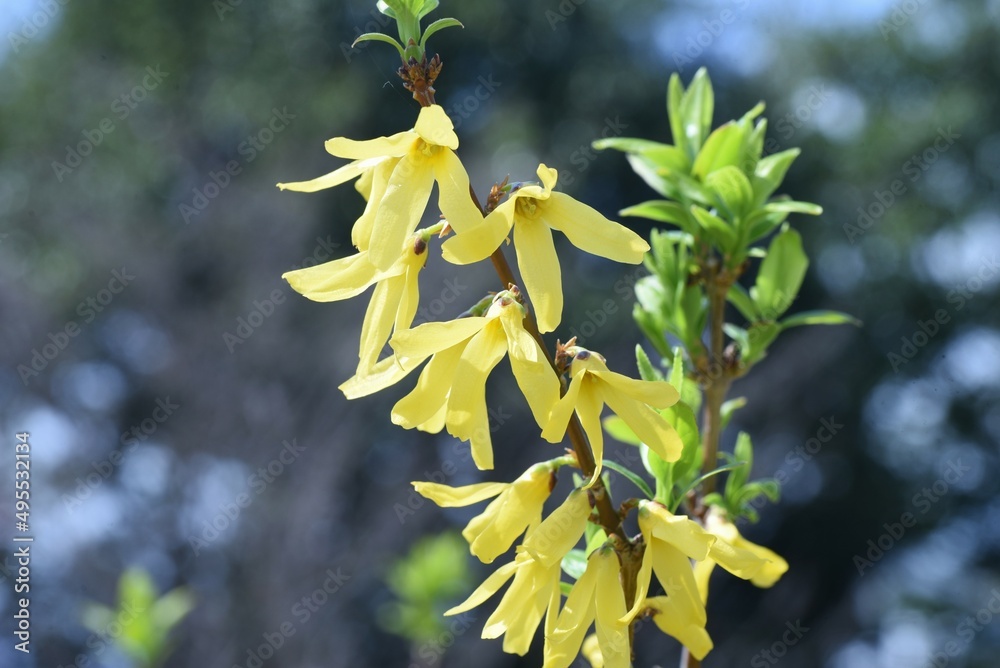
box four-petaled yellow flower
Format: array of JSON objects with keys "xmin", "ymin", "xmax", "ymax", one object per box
[
  {"xmin": 389, "ymin": 291, "xmax": 560, "ymax": 470},
  {"xmin": 282, "ymin": 231, "xmax": 428, "ymax": 378},
  {"xmin": 446, "ymin": 488, "xmax": 593, "ymax": 656},
  {"xmin": 544, "ymin": 544, "xmax": 631, "ymax": 668},
  {"xmin": 542, "ymin": 347, "xmax": 682, "ymax": 485},
  {"xmin": 441, "ymin": 164, "xmax": 650, "ymax": 333},
  {"xmin": 694, "ymin": 507, "xmax": 789, "ymax": 602},
  {"xmin": 278, "ymin": 105, "xmax": 481, "ymax": 270},
  {"xmin": 412, "ymin": 461, "xmax": 556, "ymax": 563}
]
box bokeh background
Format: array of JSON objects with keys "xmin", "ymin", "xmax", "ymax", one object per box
[{"xmin": 2, "ymin": 0, "xmax": 999, "ymax": 666}]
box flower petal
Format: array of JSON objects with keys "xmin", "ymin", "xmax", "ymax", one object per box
[
  {"xmin": 325, "ymin": 130, "xmax": 415, "ymax": 160},
  {"xmin": 353, "ymin": 157, "xmax": 399, "ymax": 251},
  {"xmin": 590, "ymin": 367, "xmax": 679, "ymax": 408},
  {"xmin": 282, "ymin": 251, "xmax": 382, "ymax": 302},
  {"xmin": 694, "ymin": 558, "xmax": 715, "ymax": 604},
  {"xmin": 441, "ymin": 201, "xmax": 514, "ymax": 265},
  {"xmin": 513, "ymin": 217, "xmax": 563, "ymax": 333},
  {"xmin": 369, "ymin": 156, "xmax": 435, "ymax": 270},
  {"xmin": 500, "ymin": 306, "xmax": 560, "ymax": 429},
  {"xmin": 413, "ymin": 481, "xmax": 507, "ymax": 507},
  {"xmin": 600, "ymin": 383, "xmax": 682, "ymax": 462},
  {"xmin": 392, "ymin": 343, "xmax": 464, "ymax": 430},
  {"xmin": 277, "ymin": 155, "xmax": 387, "ymax": 193},
  {"xmin": 446, "ymin": 322, "xmax": 509, "ymax": 470},
  {"xmin": 391, "ymin": 317, "xmax": 489, "ymax": 360},
  {"xmin": 339, "ymin": 355, "xmax": 418, "ymax": 399},
  {"xmin": 358, "ymin": 276, "xmax": 403, "ymax": 371},
  {"xmin": 645, "ymin": 595, "xmax": 714, "ymax": 661},
  {"xmin": 545, "ymin": 555, "xmax": 598, "ymax": 668},
  {"xmin": 543, "ymin": 192, "xmax": 650, "ymax": 264},
  {"xmin": 536, "ymin": 163, "xmax": 558, "ymax": 197},
  {"xmin": 433, "ymin": 148, "xmax": 482, "ymax": 234},
  {"xmin": 594, "ymin": 548, "xmax": 630, "ymax": 668},
  {"xmin": 576, "ymin": 378, "xmax": 607, "ymax": 488},
  {"xmin": 649, "ymin": 540, "xmax": 707, "ymax": 626},
  {"xmin": 541, "ymin": 370, "xmax": 585, "ymax": 444},
  {"xmin": 414, "ymin": 104, "xmax": 460, "ymax": 150},
  {"xmin": 467, "ymin": 467, "xmax": 552, "ymax": 564},
  {"xmin": 521, "ymin": 488, "xmax": 591, "ymax": 567},
  {"xmin": 445, "ymin": 560, "xmax": 519, "ymax": 616},
  {"xmin": 639, "ymin": 503, "xmax": 714, "ymax": 562}
]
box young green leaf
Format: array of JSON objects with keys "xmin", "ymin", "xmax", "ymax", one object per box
[
  {"xmin": 780, "ymin": 310, "xmax": 862, "ymax": 329},
  {"xmin": 752, "ymin": 226, "xmax": 808, "ymax": 319}
]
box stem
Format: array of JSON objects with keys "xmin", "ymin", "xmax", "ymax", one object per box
[
  {"xmin": 681, "ymin": 648, "xmax": 701, "ymax": 668},
  {"xmin": 699, "ymin": 262, "xmax": 732, "ymax": 495}
]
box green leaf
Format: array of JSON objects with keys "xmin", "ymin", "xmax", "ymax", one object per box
[
  {"xmin": 720, "ymin": 397, "xmax": 747, "ymax": 430},
  {"xmin": 668, "ymin": 347, "xmax": 686, "ymax": 396},
  {"xmin": 663, "ymin": 401, "xmax": 701, "ymax": 483},
  {"xmin": 670, "ymin": 462, "xmax": 745, "ymax": 512},
  {"xmin": 692, "ymin": 122, "xmax": 744, "ymax": 179},
  {"xmin": 729, "ymin": 432, "xmax": 754, "ymax": 492},
  {"xmin": 560, "ymin": 581, "xmax": 574, "ymax": 596},
  {"xmin": 690, "ymin": 205, "xmax": 738, "ymax": 252},
  {"xmin": 727, "ymin": 283, "xmax": 759, "ymax": 321},
  {"xmin": 668, "ymin": 73, "xmax": 688, "ymax": 158},
  {"xmin": 621, "ymin": 200, "xmax": 693, "ymax": 233},
  {"xmin": 764, "ymin": 200, "xmax": 823, "ymax": 216},
  {"xmin": 780, "ymin": 310, "xmax": 862, "ymax": 329},
  {"xmin": 641, "ymin": 444, "xmax": 673, "ymax": 501},
  {"xmin": 751, "ymin": 226, "xmax": 808, "ymax": 319},
  {"xmin": 752, "ymin": 148, "xmax": 800, "ymax": 206},
  {"xmin": 680, "ymin": 68, "xmax": 714, "ymax": 155},
  {"xmin": 604, "ymin": 459, "xmax": 655, "ymax": 499},
  {"xmin": 723, "ymin": 323, "xmax": 750, "ymax": 359},
  {"xmin": 632, "ymin": 302, "xmax": 672, "ymax": 358},
  {"xmin": 585, "ymin": 526, "xmax": 608, "ymax": 555},
  {"xmin": 744, "ymin": 321, "xmax": 780, "ymax": 364},
  {"xmin": 635, "ymin": 344, "xmax": 661, "ymax": 382},
  {"xmin": 561, "ymin": 549, "xmax": 588, "ymax": 580},
  {"xmin": 353, "ymin": 32, "xmax": 405, "ymax": 57},
  {"xmin": 603, "ymin": 415, "xmax": 642, "ymax": 446},
  {"xmin": 705, "ymin": 165, "xmax": 754, "ymax": 219},
  {"xmin": 420, "ymin": 18, "xmax": 463, "ymax": 49}
]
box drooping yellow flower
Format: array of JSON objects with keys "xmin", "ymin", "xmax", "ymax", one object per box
[
  {"xmin": 412, "ymin": 461, "xmax": 557, "ymax": 563},
  {"xmin": 278, "ymin": 105, "xmax": 481, "ymax": 269},
  {"xmin": 446, "ymin": 489, "xmax": 593, "ymax": 656},
  {"xmin": 693, "ymin": 507, "xmax": 789, "ymax": 602},
  {"xmin": 544, "ymin": 544, "xmax": 630, "ymax": 668},
  {"xmin": 542, "ymin": 347, "xmax": 681, "ymax": 485},
  {"xmin": 281, "ymin": 231, "xmax": 427, "ymax": 377},
  {"xmin": 441, "ymin": 164, "xmax": 650, "ymax": 333},
  {"xmin": 389, "ymin": 291, "xmax": 560, "ymax": 470}
]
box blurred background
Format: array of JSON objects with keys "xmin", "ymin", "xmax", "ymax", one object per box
[{"xmin": 1, "ymin": 0, "xmax": 998, "ymax": 666}]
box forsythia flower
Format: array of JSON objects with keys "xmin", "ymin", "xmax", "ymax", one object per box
[
  {"xmin": 542, "ymin": 347, "xmax": 682, "ymax": 485},
  {"xmin": 412, "ymin": 462, "xmax": 556, "ymax": 563},
  {"xmin": 389, "ymin": 291, "xmax": 560, "ymax": 470},
  {"xmin": 446, "ymin": 489, "xmax": 593, "ymax": 656},
  {"xmin": 278, "ymin": 105, "xmax": 481, "ymax": 270},
  {"xmin": 441, "ymin": 164, "xmax": 650, "ymax": 333},
  {"xmin": 626, "ymin": 501, "xmax": 713, "ymax": 656},
  {"xmin": 694, "ymin": 507, "xmax": 789, "ymax": 602},
  {"xmin": 544, "ymin": 544, "xmax": 630, "ymax": 668},
  {"xmin": 282, "ymin": 231, "xmax": 428, "ymax": 377}
]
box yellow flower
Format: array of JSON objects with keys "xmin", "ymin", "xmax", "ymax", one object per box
[
  {"xmin": 281, "ymin": 231, "xmax": 427, "ymax": 377},
  {"xmin": 278, "ymin": 105, "xmax": 481, "ymax": 270},
  {"xmin": 446, "ymin": 489, "xmax": 593, "ymax": 656},
  {"xmin": 542, "ymin": 348, "xmax": 681, "ymax": 486},
  {"xmin": 620, "ymin": 501, "xmax": 714, "ymax": 659},
  {"xmin": 441, "ymin": 164, "xmax": 650, "ymax": 333},
  {"xmin": 389, "ymin": 291, "xmax": 560, "ymax": 470},
  {"xmin": 544, "ymin": 544, "xmax": 630, "ymax": 668},
  {"xmin": 693, "ymin": 507, "xmax": 789, "ymax": 602},
  {"xmin": 412, "ymin": 462, "xmax": 556, "ymax": 563}
]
